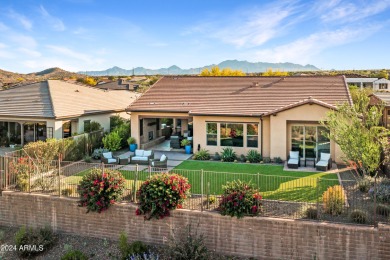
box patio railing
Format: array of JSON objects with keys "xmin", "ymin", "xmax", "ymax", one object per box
[{"xmin": 0, "ymin": 155, "xmax": 388, "ymax": 226}]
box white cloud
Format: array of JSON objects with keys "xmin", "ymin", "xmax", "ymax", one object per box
[
  {"xmin": 320, "ymin": 0, "xmax": 390, "ymax": 23},
  {"xmin": 46, "ymin": 45, "xmax": 105, "ymax": 67},
  {"xmin": 7, "ymin": 9, "xmax": 32, "ymax": 30},
  {"xmin": 39, "ymin": 5, "xmax": 66, "ymax": 31},
  {"xmin": 9, "ymin": 34, "xmax": 38, "ymax": 49},
  {"xmin": 18, "ymin": 47, "xmax": 41, "ymax": 58},
  {"xmin": 253, "ymin": 25, "xmax": 382, "ymax": 64}
]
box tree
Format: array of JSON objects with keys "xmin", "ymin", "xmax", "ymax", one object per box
[
  {"xmin": 200, "ymin": 66, "xmax": 245, "ymax": 76},
  {"xmin": 262, "ymin": 68, "xmax": 289, "ymax": 76},
  {"xmin": 321, "ymin": 90, "xmax": 390, "ymax": 175}
]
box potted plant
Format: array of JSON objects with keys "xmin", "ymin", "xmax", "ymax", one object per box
[
  {"xmin": 181, "ymin": 139, "xmax": 192, "ymax": 154},
  {"xmin": 127, "ymin": 137, "xmax": 137, "ymax": 152}
]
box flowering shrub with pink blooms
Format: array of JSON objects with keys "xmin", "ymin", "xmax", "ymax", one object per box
[
  {"xmin": 218, "ymin": 180, "xmax": 262, "ymax": 218},
  {"xmin": 78, "ymin": 168, "xmax": 125, "ymax": 213},
  {"xmin": 136, "ymin": 173, "xmax": 191, "ymax": 220}
]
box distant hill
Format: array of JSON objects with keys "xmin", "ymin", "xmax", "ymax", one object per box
[{"xmin": 81, "ymin": 60, "xmax": 320, "ymax": 76}]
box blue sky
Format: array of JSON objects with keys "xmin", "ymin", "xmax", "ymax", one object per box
[{"xmin": 0, "ymin": 0, "xmax": 390, "ymax": 73}]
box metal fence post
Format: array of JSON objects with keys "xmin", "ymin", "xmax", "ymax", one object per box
[
  {"xmin": 316, "ymin": 178, "xmax": 320, "ymax": 220},
  {"xmin": 257, "ymin": 172, "xmax": 260, "ymax": 189},
  {"xmin": 28, "ymin": 157, "xmax": 31, "ymax": 193},
  {"xmin": 148, "ymin": 165, "xmax": 151, "ymax": 179},
  {"xmin": 58, "ymin": 154, "xmax": 62, "ymax": 197},
  {"xmin": 133, "ymin": 164, "xmax": 139, "ymax": 202},
  {"xmin": 201, "ymin": 169, "xmax": 204, "ymax": 212},
  {"xmin": 374, "ymin": 175, "xmax": 378, "ymax": 227}
]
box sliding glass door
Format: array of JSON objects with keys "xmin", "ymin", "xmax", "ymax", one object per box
[{"xmin": 291, "ymin": 125, "xmax": 330, "ymax": 159}]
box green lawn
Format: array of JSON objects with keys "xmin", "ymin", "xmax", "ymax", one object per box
[
  {"xmin": 172, "ymin": 161, "xmax": 339, "ymax": 202},
  {"xmin": 61, "ymin": 161, "xmax": 339, "ymax": 202}
]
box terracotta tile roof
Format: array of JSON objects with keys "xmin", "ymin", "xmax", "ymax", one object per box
[
  {"xmin": 0, "ymin": 80, "xmax": 140, "ymax": 119},
  {"xmin": 127, "ymin": 76, "xmax": 352, "ymax": 116},
  {"xmin": 370, "ymin": 92, "xmax": 390, "ymax": 106}
]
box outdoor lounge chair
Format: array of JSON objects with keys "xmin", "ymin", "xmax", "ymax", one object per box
[
  {"xmin": 316, "ymin": 152, "xmax": 332, "ymax": 171},
  {"xmin": 101, "ymin": 152, "xmax": 118, "ymax": 164},
  {"xmin": 287, "ymin": 151, "xmax": 300, "ymax": 169},
  {"xmin": 149, "ymin": 154, "xmax": 168, "ymax": 168}
]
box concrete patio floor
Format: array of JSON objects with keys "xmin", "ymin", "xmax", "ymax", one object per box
[{"xmin": 283, "ymin": 161, "xmax": 338, "ymax": 172}]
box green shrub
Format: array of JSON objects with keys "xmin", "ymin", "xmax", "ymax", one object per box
[
  {"xmin": 358, "ymin": 176, "xmax": 372, "ymax": 192},
  {"xmin": 305, "ymin": 207, "xmax": 318, "ymax": 219},
  {"xmin": 84, "ymin": 121, "xmax": 101, "ymax": 133},
  {"xmin": 83, "ymin": 155, "xmax": 92, "ymax": 163},
  {"xmin": 193, "ymin": 149, "xmax": 210, "ymax": 160},
  {"xmin": 213, "ymin": 152, "xmax": 221, "ymax": 161},
  {"xmin": 181, "ymin": 139, "xmax": 191, "ymax": 146},
  {"xmin": 219, "ymin": 180, "xmax": 262, "ymax": 218},
  {"xmin": 115, "ymin": 121, "xmax": 131, "ymax": 148},
  {"xmin": 376, "ymin": 204, "xmax": 390, "ymax": 216},
  {"xmin": 61, "ymin": 187, "xmax": 76, "ymax": 197},
  {"xmin": 32, "ymin": 174, "xmax": 56, "ymax": 192},
  {"xmin": 61, "ymin": 249, "xmax": 88, "ymax": 260},
  {"xmin": 136, "ymin": 173, "xmax": 191, "ymax": 220},
  {"xmin": 239, "ymin": 154, "xmax": 246, "ymax": 163},
  {"xmin": 369, "ymin": 178, "xmax": 390, "ymax": 203},
  {"xmin": 166, "ymin": 225, "xmax": 209, "ymax": 260},
  {"xmin": 221, "ymin": 147, "xmax": 236, "ymax": 162},
  {"xmin": 323, "ymin": 185, "xmax": 345, "ymax": 215},
  {"xmin": 119, "ymin": 232, "xmax": 148, "ymax": 260},
  {"xmin": 263, "ymin": 157, "xmax": 271, "ymax": 163},
  {"xmin": 350, "ymin": 209, "xmax": 368, "ymax": 224},
  {"xmin": 127, "ymin": 251, "xmax": 160, "ymax": 260},
  {"xmin": 15, "ymin": 226, "xmax": 56, "ymax": 258},
  {"xmin": 9, "ymin": 157, "xmax": 33, "ymax": 191},
  {"xmin": 246, "ymin": 150, "xmax": 262, "ymax": 163},
  {"xmin": 91, "ymin": 148, "xmax": 109, "ymax": 159},
  {"xmin": 273, "ymin": 157, "xmax": 283, "ymax": 164},
  {"xmin": 127, "ymin": 137, "xmax": 136, "ymax": 145},
  {"xmin": 78, "ymin": 168, "xmax": 125, "ymax": 213},
  {"xmin": 102, "ymin": 131, "xmax": 122, "ymax": 151}
]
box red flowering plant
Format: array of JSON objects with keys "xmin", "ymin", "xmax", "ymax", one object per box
[
  {"xmin": 136, "ymin": 173, "xmax": 191, "ymax": 220},
  {"xmin": 78, "ymin": 168, "xmax": 125, "ymax": 213},
  {"xmin": 218, "ymin": 180, "xmax": 262, "ymax": 218}
]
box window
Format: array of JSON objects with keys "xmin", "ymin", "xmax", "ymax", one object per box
[
  {"xmin": 47, "ymin": 127, "xmax": 53, "ymax": 139},
  {"xmin": 379, "ymin": 83, "xmax": 388, "ymax": 90},
  {"xmin": 83, "ymin": 120, "xmax": 91, "ymax": 132},
  {"xmin": 63, "ymin": 121, "xmax": 71, "ymax": 138},
  {"xmin": 206, "ymin": 123, "xmax": 217, "ymax": 146},
  {"xmin": 220, "ymin": 123, "xmax": 243, "ymax": 147},
  {"xmin": 247, "ymin": 124, "xmax": 258, "ymax": 147},
  {"xmin": 291, "ymin": 125, "xmax": 330, "ymax": 159}
]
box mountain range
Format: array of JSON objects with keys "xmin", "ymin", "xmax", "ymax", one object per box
[{"xmin": 80, "ymin": 60, "xmax": 319, "ymax": 76}]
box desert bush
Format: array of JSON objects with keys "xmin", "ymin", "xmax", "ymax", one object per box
[
  {"xmin": 376, "ymin": 204, "xmax": 390, "ymax": 217},
  {"xmin": 220, "ymin": 147, "xmax": 236, "ymax": 162},
  {"xmin": 219, "ymin": 180, "xmax": 262, "ymax": 218},
  {"xmin": 83, "ymin": 155, "xmax": 92, "ymax": 163},
  {"xmin": 273, "ymin": 157, "xmax": 283, "ymax": 164},
  {"xmin": 358, "ymin": 176, "xmax": 372, "ymax": 192},
  {"xmin": 127, "ymin": 251, "xmax": 160, "ymax": 260},
  {"xmin": 15, "ymin": 226, "xmax": 56, "ymax": 258},
  {"xmin": 8, "ymin": 157, "xmax": 34, "ymax": 191},
  {"xmin": 166, "ymin": 225, "xmax": 209, "ymax": 260},
  {"xmin": 369, "ymin": 178, "xmax": 390, "ymax": 203},
  {"xmin": 78, "ymin": 168, "xmax": 125, "ymax": 213},
  {"xmin": 119, "ymin": 232, "xmax": 148, "ymax": 260},
  {"xmin": 305, "ymin": 207, "xmax": 318, "ymax": 220},
  {"xmin": 208, "ymin": 195, "xmax": 216, "ymax": 205},
  {"xmin": 91, "ymin": 148, "xmax": 109, "ymax": 159},
  {"xmin": 193, "ymin": 149, "xmax": 210, "ymax": 160},
  {"xmin": 102, "ymin": 131, "xmax": 122, "ymax": 151},
  {"xmin": 350, "ymin": 209, "xmax": 368, "ymax": 224},
  {"xmin": 263, "ymin": 157, "xmax": 271, "ymax": 163},
  {"xmin": 136, "ymin": 173, "xmax": 191, "ymax": 220},
  {"xmin": 323, "ymin": 185, "xmax": 345, "ymax": 215},
  {"xmin": 61, "ymin": 187, "xmax": 76, "ymax": 197},
  {"xmin": 239, "ymin": 154, "xmax": 246, "ymax": 163},
  {"xmin": 32, "ymin": 174, "xmax": 56, "ymax": 192},
  {"xmin": 61, "ymin": 249, "xmax": 88, "ymax": 260},
  {"xmin": 246, "ymin": 150, "xmax": 262, "ymax": 163}
]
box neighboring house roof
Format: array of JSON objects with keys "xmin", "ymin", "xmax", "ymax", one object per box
[
  {"xmin": 127, "ymin": 76, "xmax": 352, "ymax": 117},
  {"xmin": 370, "ymin": 92, "xmax": 390, "ymax": 106},
  {"xmin": 95, "ymin": 79, "xmax": 133, "ymax": 90},
  {"xmin": 0, "ymin": 80, "xmax": 140, "ymax": 119},
  {"xmin": 373, "ymin": 78, "xmax": 390, "ymax": 84},
  {"xmin": 346, "ymin": 78, "xmax": 379, "ymax": 83}
]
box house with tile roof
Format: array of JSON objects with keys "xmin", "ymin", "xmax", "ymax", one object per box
[
  {"xmin": 346, "ymin": 77, "xmax": 390, "ymax": 91},
  {"xmin": 127, "ymin": 76, "xmax": 352, "ymax": 163},
  {"xmin": 0, "ymin": 80, "xmax": 139, "ymax": 146}
]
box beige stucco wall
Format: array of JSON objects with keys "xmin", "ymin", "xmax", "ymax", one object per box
[
  {"xmin": 268, "ymin": 103, "xmax": 342, "ymax": 163},
  {"xmin": 78, "ymin": 112, "xmax": 129, "ymax": 134},
  {"xmin": 193, "ymin": 115, "xmax": 261, "ymax": 156}
]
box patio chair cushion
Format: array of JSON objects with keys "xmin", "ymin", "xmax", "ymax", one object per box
[
  {"xmin": 131, "ymin": 156, "xmax": 148, "ymax": 161},
  {"xmin": 160, "ymin": 154, "xmax": 167, "ymax": 162},
  {"xmin": 135, "ymin": 150, "xmax": 144, "ymax": 156},
  {"xmin": 288, "ymin": 158, "xmax": 299, "ymax": 165},
  {"xmin": 316, "ymin": 160, "xmax": 328, "ymax": 167},
  {"xmin": 143, "ymin": 150, "xmax": 152, "ymax": 157},
  {"xmin": 102, "ymin": 152, "xmax": 113, "ymax": 159},
  {"xmin": 188, "ymin": 136, "xmax": 193, "ymax": 141},
  {"xmin": 320, "ymin": 152, "xmax": 331, "ymax": 161},
  {"xmin": 107, "ymin": 158, "xmax": 117, "ymax": 164},
  {"xmin": 151, "ymin": 161, "xmax": 155, "ymax": 166},
  {"xmin": 289, "ymin": 151, "xmax": 299, "ymax": 159}
]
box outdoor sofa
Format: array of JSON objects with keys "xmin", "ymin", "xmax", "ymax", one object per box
[
  {"xmin": 149, "ymin": 154, "xmax": 168, "ymax": 168},
  {"xmin": 130, "ymin": 149, "xmax": 154, "ymax": 165}
]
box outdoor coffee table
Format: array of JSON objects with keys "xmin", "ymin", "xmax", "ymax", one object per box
[
  {"xmin": 305, "ymin": 157, "xmax": 316, "ymax": 167},
  {"xmin": 119, "ymin": 157, "xmax": 129, "ymax": 165}
]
